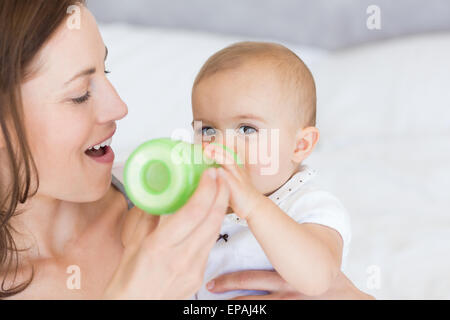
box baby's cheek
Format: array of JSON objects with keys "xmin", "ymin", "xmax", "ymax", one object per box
[
  {"xmin": 249, "ymin": 146, "xmax": 283, "ymax": 176},
  {"xmin": 243, "ymin": 140, "xmax": 295, "ymax": 194},
  {"xmin": 237, "ymin": 136, "xmax": 263, "ymax": 166},
  {"xmin": 246, "ymin": 163, "xmax": 277, "ymax": 194}
]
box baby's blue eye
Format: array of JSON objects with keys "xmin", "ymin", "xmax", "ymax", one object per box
[
  {"xmin": 202, "ymin": 127, "xmax": 216, "ymax": 136},
  {"xmin": 238, "ymin": 125, "xmax": 257, "ymax": 135}
]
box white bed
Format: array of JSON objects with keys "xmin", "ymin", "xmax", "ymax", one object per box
[{"xmin": 100, "ymin": 23, "xmax": 450, "ymax": 299}]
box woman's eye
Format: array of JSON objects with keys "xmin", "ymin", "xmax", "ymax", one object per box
[
  {"xmin": 201, "ymin": 127, "xmax": 216, "ymax": 136},
  {"xmin": 72, "ymin": 91, "xmax": 91, "ymax": 104},
  {"xmin": 104, "ymin": 70, "xmax": 111, "ymax": 74},
  {"xmin": 238, "ymin": 125, "xmax": 257, "ymax": 135}
]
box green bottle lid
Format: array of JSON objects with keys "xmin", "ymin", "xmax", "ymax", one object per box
[{"xmin": 123, "ymin": 138, "xmax": 242, "ymax": 215}]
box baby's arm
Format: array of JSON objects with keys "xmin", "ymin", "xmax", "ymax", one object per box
[
  {"xmin": 204, "ymin": 144, "xmax": 343, "ymax": 296},
  {"xmin": 245, "ymin": 194, "xmax": 343, "ymax": 296}
]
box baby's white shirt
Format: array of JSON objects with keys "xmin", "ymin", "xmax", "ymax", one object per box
[{"xmin": 193, "ymin": 165, "xmax": 352, "ymax": 300}]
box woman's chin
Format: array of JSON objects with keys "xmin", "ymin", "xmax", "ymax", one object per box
[{"xmin": 80, "ymin": 172, "xmax": 113, "ymax": 202}]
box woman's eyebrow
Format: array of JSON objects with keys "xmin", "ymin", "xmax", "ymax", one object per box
[
  {"xmin": 64, "ymin": 46, "xmax": 108, "ymax": 86},
  {"xmin": 64, "ymin": 67, "xmax": 96, "ymax": 85}
]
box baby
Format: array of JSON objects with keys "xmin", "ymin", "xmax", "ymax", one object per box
[{"xmin": 191, "ymin": 41, "xmax": 351, "ymax": 299}]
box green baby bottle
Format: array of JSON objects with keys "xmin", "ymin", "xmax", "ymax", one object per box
[{"xmin": 123, "ymin": 138, "xmax": 241, "ymax": 215}]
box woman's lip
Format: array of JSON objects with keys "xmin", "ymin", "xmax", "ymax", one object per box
[
  {"xmin": 86, "ymin": 145, "xmax": 115, "ymax": 164},
  {"xmin": 87, "ymin": 127, "xmax": 116, "ymax": 150}
]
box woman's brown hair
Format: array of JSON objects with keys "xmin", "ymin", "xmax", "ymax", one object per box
[{"xmin": 0, "ymin": 0, "xmax": 86, "ymax": 298}]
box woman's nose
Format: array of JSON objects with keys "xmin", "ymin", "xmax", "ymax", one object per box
[{"xmin": 95, "ymin": 79, "xmax": 128, "ymax": 124}]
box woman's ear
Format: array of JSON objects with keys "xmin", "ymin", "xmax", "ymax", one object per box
[{"xmin": 292, "ymin": 127, "xmax": 320, "ymax": 163}]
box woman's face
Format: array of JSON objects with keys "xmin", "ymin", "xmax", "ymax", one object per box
[{"xmin": 20, "ymin": 7, "xmax": 128, "ymax": 202}]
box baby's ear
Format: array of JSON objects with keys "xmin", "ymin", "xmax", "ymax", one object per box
[{"xmin": 292, "ymin": 127, "xmax": 320, "ymax": 163}]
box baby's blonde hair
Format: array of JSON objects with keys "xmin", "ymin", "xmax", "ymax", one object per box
[{"xmin": 193, "ymin": 41, "xmax": 316, "ymax": 128}]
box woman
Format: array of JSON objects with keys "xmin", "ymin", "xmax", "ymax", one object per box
[{"xmin": 0, "ymin": 0, "xmax": 372, "ymax": 299}]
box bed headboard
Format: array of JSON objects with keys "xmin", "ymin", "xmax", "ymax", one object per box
[{"xmin": 88, "ymin": 0, "xmax": 450, "ymax": 50}]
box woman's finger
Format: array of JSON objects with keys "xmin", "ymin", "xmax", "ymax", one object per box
[
  {"xmin": 208, "ymin": 270, "xmax": 291, "ymax": 293},
  {"xmin": 152, "ymin": 168, "xmax": 218, "ymax": 245},
  {"xmin": 190, "ymin": 173, "xmax": 230, "ymax": 256}
]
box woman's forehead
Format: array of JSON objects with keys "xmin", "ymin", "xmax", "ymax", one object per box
[{"xmin": 25, "ymin": 6, "xmax": 103, "ymax": 85}]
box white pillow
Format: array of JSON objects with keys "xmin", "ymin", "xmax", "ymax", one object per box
[{"xmin": 313, "ymin": 32, "xmax": 450, "ymax": 146}]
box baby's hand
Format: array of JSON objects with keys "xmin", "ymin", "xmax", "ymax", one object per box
[{"xmin": 203, "ymin": 143, "xmax": 264, "ymax": 220}]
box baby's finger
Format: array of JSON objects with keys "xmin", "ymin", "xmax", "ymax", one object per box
[
  {"xmin": 205, "ymin": 144, "xmax": 238, "ymax": 166},
  {"xmin": 204, "ymin": 144, "xmax": 242, "ymax": 179}
]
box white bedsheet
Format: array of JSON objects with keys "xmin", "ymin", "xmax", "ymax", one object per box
[
  {"xmin": 100, "ymin": 24, "xmax": 450, "ymax": 299},
  {"xmin": 310, "ymin": 33, "xmax": 450, "ymax": 299}
]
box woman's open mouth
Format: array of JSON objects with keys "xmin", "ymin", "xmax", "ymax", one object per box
[{"xmin": 85, "ymin": 137, "xmax": 115, "ymax": 164}]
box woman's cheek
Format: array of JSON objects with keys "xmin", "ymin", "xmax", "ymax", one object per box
[{"xmin": 27, "ymin": 103, "xmax": 91, "ymax": 183}]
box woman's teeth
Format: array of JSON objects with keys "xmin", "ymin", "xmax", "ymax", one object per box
[{"xmin": 88, "ymin": 137, "xmax": 112, "ymax": 151}]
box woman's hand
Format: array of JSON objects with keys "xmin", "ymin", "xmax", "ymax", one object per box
[
  {"xmin": 104, "ymin": 168, "xmax": 230, "ymax": 299},
  {"xmin": 206, "ymin": 270, "xmax": 375, "ymax": 300}
]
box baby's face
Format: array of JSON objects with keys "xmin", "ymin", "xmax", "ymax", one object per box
[{"xmin": 192, "ymin": 62, "xmax": 301, "ymax": 196}]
